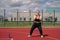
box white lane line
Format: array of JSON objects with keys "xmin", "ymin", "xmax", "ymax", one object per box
[{"xmin": 47, "ymin": 36, "xmax": 59, "ymax": 40}]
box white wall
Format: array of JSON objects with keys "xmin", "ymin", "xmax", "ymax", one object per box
[{"xmin": 8, "ymin": 12, "xmax": 60, "ymax": 21}]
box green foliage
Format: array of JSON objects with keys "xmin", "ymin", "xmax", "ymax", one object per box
[
  {"xmin": 45, "ymin": 16, "xmax": 57, "ymax": 22},
  {"xmin": 4, "ymin": 19, "xmax": 8, "ymax": 22}
]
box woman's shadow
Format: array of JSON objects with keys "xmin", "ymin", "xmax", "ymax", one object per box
[{"xmin": 32, "ymin": 34, "xmax": 48, "ymax": 37}]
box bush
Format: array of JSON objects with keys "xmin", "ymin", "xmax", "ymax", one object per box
[
  {"xmin": 45, "ymin": 16, "xmax": 57, "ymax": 22},
  {"xmin": 4, "ymin": 19, "xmax": 8, "ymax": 22}
]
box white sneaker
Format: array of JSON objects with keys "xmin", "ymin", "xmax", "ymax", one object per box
[
  {"xmin": 28, "ymin": 35, "xmax": 31, "ymax": 38},
  {"xmin": 10, "ymin": 38, "xmax": 13, "ymax": 40},
  {"xmin": 41, "ymin": 35, "xmax": 43, "ymax": 38}
]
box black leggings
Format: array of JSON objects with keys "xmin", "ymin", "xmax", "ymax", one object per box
[{"xmin": 30, "ymin": 23, "xmax": 43, "ymax": 36}]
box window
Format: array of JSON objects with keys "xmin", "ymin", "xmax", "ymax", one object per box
[
  {"xmin": 14, "ymin": 17, "xmax": 16, "ymax": 21},
  {"xmin": 24, "ymin": 17, "xmax": 26, "ymax": 21},
  {"xmin": 29, "ymin": 18, "xmax": 31, "ymax": 21},
  {"xmin": 11, "ymin": 17, "xmax": 13, "ymax": 21},
  {"xmin": 20, "ymin": 17, "xmax": 22, "ymax": 21}
]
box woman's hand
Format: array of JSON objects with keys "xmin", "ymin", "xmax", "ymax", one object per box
[
  {"xmin": 36, "ymin": 16, "xmax": 40, "ymax": 19},
  {"xmin": 33, "ymin": 15, "xmax": 42, "ymax": 21}
]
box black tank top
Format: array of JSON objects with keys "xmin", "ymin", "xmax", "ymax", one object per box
[{"xmin": 34, "ymin": 19, "xmax": 41, "ymax": 23}]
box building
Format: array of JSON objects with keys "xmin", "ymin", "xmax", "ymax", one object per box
[
  {"xmin": 7, "ymin": 10, "xmax": 60, "ymax": 22},
  {"xmin": 8, "ymin": 11, "xmax": 35, "ymax": 21}
]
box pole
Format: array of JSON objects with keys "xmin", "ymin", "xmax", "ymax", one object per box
[
  {"xmin": 4, "ymin": 9, "xmax": 6, "ymax": 26},
  {"xmin": 17, "ymin": 9, "xmax": 18, "ymax": 26},
  {"xmin": 54, "ymin": 10, "xmax": 55, "ymax": 26},
  {"xmin": 42, "ymin": 10, "xmax": 43, "ymax": 25},
  {"xmin": 29, "ymin": 10, "xmax": 31, "ymax": 25}
]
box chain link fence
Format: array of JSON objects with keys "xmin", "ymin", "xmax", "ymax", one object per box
[{"xmin": 0, "ymin": 9, "xmax": 60, "ymax": 28}]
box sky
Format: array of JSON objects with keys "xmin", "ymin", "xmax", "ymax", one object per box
[
  {"xmin": 0, "ymin": 0, "xmax": 60, "ymax": 11},
  {"xmin": 0, "ymin": 0, "xmax": 60, "ymax": 18}
]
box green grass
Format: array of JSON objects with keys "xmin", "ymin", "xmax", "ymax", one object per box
[
  {"xmin": 43, "ymin": 22, "xmax": 60, "ymax": 26},
  {"xmin": 0, "ymin": 22, "xmax": 60, "ymax": 28},
  {"xmin": 0, "ymin": 22, "xmax": 32, "ymax": 28}
]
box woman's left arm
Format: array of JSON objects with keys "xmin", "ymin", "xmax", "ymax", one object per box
[{"xmin": 39, "ymin": 16, "xmax": 42, "ymax": 21}]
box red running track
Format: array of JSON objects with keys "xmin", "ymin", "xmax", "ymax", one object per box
[{"xmin": 0, "ymin": 28, "xmax": 60, "ymax": 40}]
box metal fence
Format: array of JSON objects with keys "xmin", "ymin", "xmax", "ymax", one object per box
[{"xmin": 0, "ymin": 9, "xmax": 60, "ymax": 27}]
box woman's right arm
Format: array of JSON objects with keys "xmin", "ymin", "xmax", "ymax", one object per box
[{"xmin": 33, "ymin": 15, "xmax": 36, "ymax": 20}]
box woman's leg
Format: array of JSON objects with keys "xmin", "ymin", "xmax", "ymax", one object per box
[
  {"xmin": 38, "ymin": 23, "xmax": 43, "ymax": 35},
  {"xmin": 30, "ymin": 23, "xmax": 36, "ymax": 35}
]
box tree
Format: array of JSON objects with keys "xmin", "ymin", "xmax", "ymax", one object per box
[
  {"xmin": 54, "ymin": 17, "xmax": 57, "ymax": 22},
  {"xmin": 4, "ymin": 19, "xmax": 8, "ymax": 22},
  {"xmin": 45, "ymin": 16, "xmax": 57, "ymax": 22}
]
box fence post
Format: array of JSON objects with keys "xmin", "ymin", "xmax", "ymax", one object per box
[
  {"xmin": 17, "ymin": 9, "xmax": 19, "ymax": 26},
  {"xmin": 54, "ymin": 10, "xmax": 55, "ymax": 26},
  {"xmin": 4, "ymin": 9, "xmax": 6, "ymax": 27},
  {"xmin": 42, "ymin": 10, "xmax": 43, "ymax": 25},
  {"xmin": 29, "ymin": 10, "xmax": 31, "ymax": 25}
]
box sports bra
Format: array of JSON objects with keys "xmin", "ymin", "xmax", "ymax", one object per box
[{"xmin": 34, "ymin": 18, "xmax": 41, "ymax": 23}]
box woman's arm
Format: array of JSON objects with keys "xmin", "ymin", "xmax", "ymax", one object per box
[
  {"xmin": 39, "ymin": 16, "xmax": 42, "ymax": 21},
  {"xmin": 33, "ymin": 15, "xmax": 36, "ymax": 20}
]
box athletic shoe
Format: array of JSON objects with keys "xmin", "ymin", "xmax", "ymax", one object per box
[
  {"xmin": 10, "ymin": 38, "xmax": 13, "ymax": 40},
  {"xmin": 41, "ymin": 35, "xmax": 43, "ymax": 38},
  {"xmin": 28, "ymin": 35, "xmax": 31, "ymax": 38}
]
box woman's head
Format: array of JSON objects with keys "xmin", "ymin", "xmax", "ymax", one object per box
[{"xmin": 35, "ymin": 9, "xmax": 40, "ymax": 16}]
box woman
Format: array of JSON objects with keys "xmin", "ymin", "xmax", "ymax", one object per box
[{"xmin": 28, "ymin": 10, "xmax": 43, "ymax": 38}]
